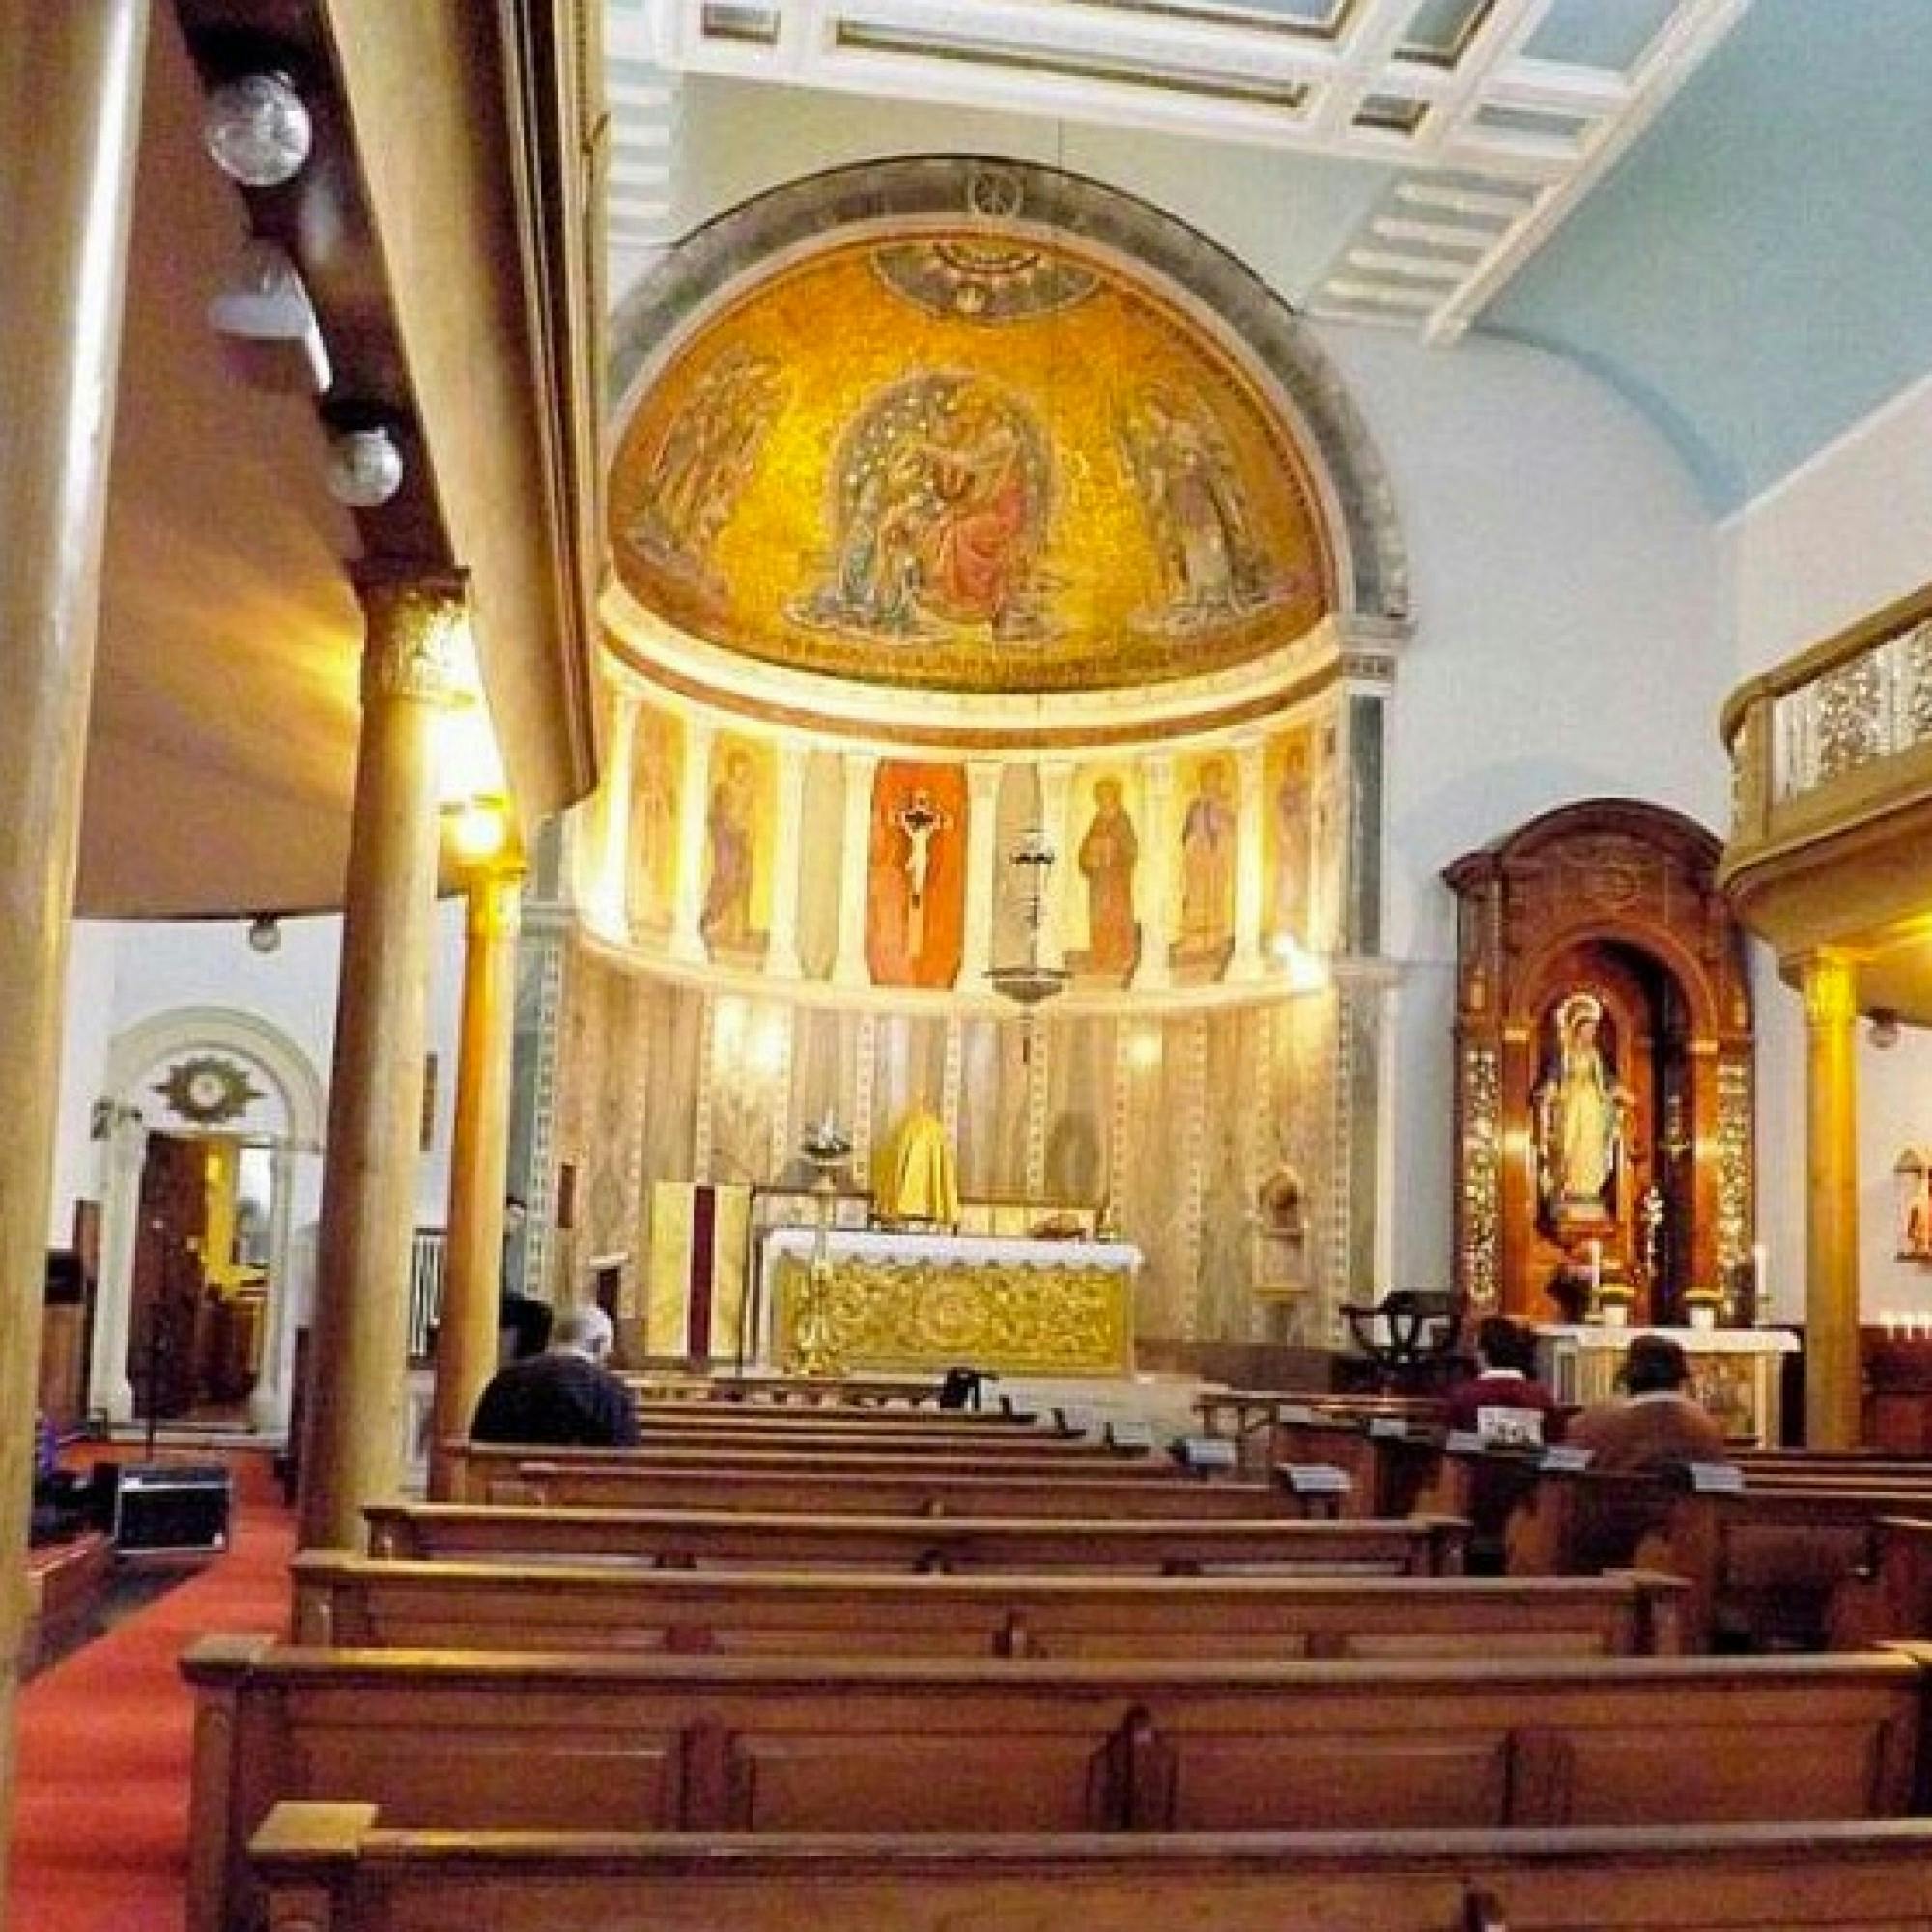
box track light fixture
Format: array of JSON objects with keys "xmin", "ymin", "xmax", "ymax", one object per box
[
  {"xmin": 326, "ymin": 424, "xmax": 405, "ymax": 509},
  {"xmin": 203, "ymin": 71, "xmax": 312, "ymax": 188}
]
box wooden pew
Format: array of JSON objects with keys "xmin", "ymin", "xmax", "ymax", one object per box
[
  {"xmin": 485, "ymin": 1462, "xmax": 1298, "ymax": 1519},
  {"xmin": 441, "ymin": 1438, "xmax": 1164, "ymax": 1504},
  {"xmin": 1506, "ymin": 1470, "xmax": 1932, "ymax": 1648},
  {"xmin": 291, "ymin": 1551, "xmax": 1690, "ymax": 1660},
  {"xmin": 23, "ymin": 1530, "xmax": 111, "ymax": 1673},
  {"xmin": 185, "ymin": 1641, "xmax": 1929, "ymax": 1932},
  {"xmin": 364, "ymin": 1502, "xmax": 1469, "ymax": 1576},
  {"xmin": 1831, "ymin": 1516, "xmax": 1932, "ymax": 1648},
  {"xmin": 252, "ymin": 1803, "xmax": 1932, "ymax": 1932}
]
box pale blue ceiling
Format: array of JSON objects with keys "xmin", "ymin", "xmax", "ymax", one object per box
[{"xmin": 1483, "ymin": 0, "xmax": 1932, "ymax": 513}]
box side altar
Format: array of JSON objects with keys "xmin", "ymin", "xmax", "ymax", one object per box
[
  {"xmin": 759, "ymin": 1228, "xmax": 1140, "ymax": 1377},
  {"xmin": 1536, "ymin": 1325, "xmax": 1797, "ymax": 1447}
]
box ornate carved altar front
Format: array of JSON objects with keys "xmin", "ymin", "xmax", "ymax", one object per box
[
  {"xmin": 760, "ymin": 1228, "xmax": 1139, "ymax": 1376},
  {"xmin": 1446, "ymin": 801, "xmax": 1755, "ymax": 1327}
]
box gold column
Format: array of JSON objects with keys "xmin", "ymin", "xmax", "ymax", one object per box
[
  {"xmin": 298, "ymin": 571, "xmax": 461, "ymax": 1551},
  {"xmin": 0, "ymin": 0, "xmax": 150, "ymax": 1900},
  {"xmin": 428, "ymin": 855, "xmax": 524, "ymax": 1500},
  {"xmin": 1802, "ymin": 949, "xmax": 1861, "ymax": 1449}
]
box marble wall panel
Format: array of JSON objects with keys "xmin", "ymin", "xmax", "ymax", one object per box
[
  {"xmin": 640, "ymin": 977, "xmax": 702, "ymax": 1188},
  {"xmin": 956, "ymin": 1014, "xmax": 1030, "ymax": 1199},
  {"xmin": 1115, "ymin": 1014, "xmax": 1201, "ymax": 1340},
  {"xmin": 870, "ymin": 1010, "xmax": 950, "ymax": 1157},
  {"xmin": 1197, "ymin": 1004, "xmax": 1264, "ymax": 1342},
  {"xmin": 706, "ymin": 993, "xmax": 793, "ymax": 1188},
  {"xmin": 796, "ymin": 750, "xmax": 844, "ymax": 981},
  {"xmin": 1044, "ymin": 1011, "xmax": 1114, "ymax": 1208}
]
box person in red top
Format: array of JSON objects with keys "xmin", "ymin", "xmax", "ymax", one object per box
[{"xmin": 1446, "ymin": 1315, "xmax": 1562, "ymax": 1447}]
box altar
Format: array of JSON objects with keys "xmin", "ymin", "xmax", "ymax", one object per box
[
  {"xmin": 759, "ymin": 1228, "xmax": 1140, "ymax": 1377},
  {"xmin": 1536, "ymin": 1325, "xmax": 1798, "ymax": 1447}
]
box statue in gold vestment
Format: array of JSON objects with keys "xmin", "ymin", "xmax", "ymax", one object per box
[{"xmin": 873, "ymin": 1101, "xmax": 960, "ymax": 1228}]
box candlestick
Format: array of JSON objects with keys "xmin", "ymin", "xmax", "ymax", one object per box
[{"xmin": 1587, "ymin": 1238, "xmax": 1602, "ymax": 1293}]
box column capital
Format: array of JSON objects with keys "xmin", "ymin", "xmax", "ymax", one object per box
[
  {"xmin": 355, "ymin": 566, "xmax": 469, "ymax": 705},
  {"xmin": 1797, "ymin": 950, "xmax": 1861, "ymax": 1030},
  {"xmin": 464, "ymin": 860, "xmax": 527, "ymax": 941}
]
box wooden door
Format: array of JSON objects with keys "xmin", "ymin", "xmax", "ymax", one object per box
[{"xmin": 128, "ymin": 1134, "xmax": 208, "ymax": 1418}]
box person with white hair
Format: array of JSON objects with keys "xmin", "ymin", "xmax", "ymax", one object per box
[{"xmin": 470, "ymin": 1302, "xmax": 639, "ymax": 1446}]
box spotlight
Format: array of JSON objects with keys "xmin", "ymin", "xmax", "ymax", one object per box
[
  {"xmin": 207, "ymin": 238, "xmax": 330, "ymax": 393},
  {"xmin": 246, "ymin": 913, "xmax": 283, "ymax": 954},
  {"xmin": 203, "ymin": 71, "xmax": 312, "ymax": 187},
  {"xmin": 326, "ymin": 425, "xmax": 404, "ymax": 508},
  {"xmin": 1871, "ymin": 1008, "xmax": 1903, "ymax": 1051}
]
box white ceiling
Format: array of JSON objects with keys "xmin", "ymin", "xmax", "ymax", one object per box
[{"xmin": 605, "ymin": 0, "xmax": 1749, "ymax": 341}]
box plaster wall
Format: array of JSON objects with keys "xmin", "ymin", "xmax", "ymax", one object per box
[
  {"xmin": 46, "ymin": 901, "xmax": 469, "ymax": 1245},
  {"xmin": 1317, "ymin": 326, "xmax": 1730, "ymax": 1297},
  {"xmin": 1724, "ymin": 369, "xmax": 1932, "ymax": 1323}
]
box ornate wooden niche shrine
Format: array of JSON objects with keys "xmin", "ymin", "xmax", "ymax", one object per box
[{"xmin": 1445, "ymin": 801, "xmax": 1754, "ymax": 1328}]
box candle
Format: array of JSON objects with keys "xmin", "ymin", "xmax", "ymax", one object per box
[
  {"xmin": 1586, "ymin": 1239, "xmax": 1602, "ymax": 1292},
  {"xmin": 1750, "ymin": 1242, "xmax": 1768, "ymax": 1313},
  {"xmin": 1885, "ymin": 1310, "xmax": 1899, "ymax": 1342}
]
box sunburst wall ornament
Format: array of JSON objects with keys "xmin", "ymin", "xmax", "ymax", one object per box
[{"xmin": 154, "ymin": 1055, "xmax": 264, "ymax": 1126}]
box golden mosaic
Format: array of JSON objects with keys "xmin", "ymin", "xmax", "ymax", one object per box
[{"xmin": 611, "ymin": 235, "xmax": 1332, "ymax": 694}]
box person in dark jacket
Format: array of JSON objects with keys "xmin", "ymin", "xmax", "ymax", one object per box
[{"xmin": 470, "ymin": 1304, "xmax": 639, "ymax": 1446}]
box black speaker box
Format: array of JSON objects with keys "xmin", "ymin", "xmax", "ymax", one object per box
[{"xmin": 112, "ymin": 1463, "xmax": 232, "ymax": 1555}]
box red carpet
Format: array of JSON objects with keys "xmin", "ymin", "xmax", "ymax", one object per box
[{"xmin": 10, "ymin": 1452, "xmax": 293, "ymax": 1932}]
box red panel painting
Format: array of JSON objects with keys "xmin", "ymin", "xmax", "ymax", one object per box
[{"xmin": 866, "ymin": 762, "xmax": 967, "ymax": 989}]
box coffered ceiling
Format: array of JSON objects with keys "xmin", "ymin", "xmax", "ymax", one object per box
[{"xmin": 609, "ymin": 0, "xmax": 1748, "ymax": 342}]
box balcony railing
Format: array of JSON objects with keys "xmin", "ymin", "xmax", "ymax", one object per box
[{"xmin": 1722, "ymin": 582, "xmax": 1932, "ymax": 864}]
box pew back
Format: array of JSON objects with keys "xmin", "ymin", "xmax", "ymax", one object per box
[
  {"xmin": 250, "ymin": 1804, "xmax": 1932, "ymax": 1932},
  {"xmin": 362, "ymin": 1503, "xmax": 1465, "ymax": 1575},
  {"xmin": 291, "ymin": 1553, "xmax": 1689, "ymax": 1661},
  {"xmin": 489, "ymin": 1463, "xmax": 1293, "ymax": 1518},
  {"xmin": 186, "ymin": 1642, "xmax": 1928, "ymax": 1932}
]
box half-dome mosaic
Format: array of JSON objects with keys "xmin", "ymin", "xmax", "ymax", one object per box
[{"xmin": 610, "ymin": 234, "xmax": 1334, "ymax": 694}]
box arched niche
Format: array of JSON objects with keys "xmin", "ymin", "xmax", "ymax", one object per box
[{"xmin": 1444, "ymin": 800, "xmax": 1755, "ymax": 1327}]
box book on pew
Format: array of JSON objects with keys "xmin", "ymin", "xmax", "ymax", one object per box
[{"xmin": 1282, "ymin": 1463, "xmax": 1350, "ymax": 1496}]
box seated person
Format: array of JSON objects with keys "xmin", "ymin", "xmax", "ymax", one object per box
[
  {"xmin": 470, "ymin": 1304, "xmax": 639, "ymax": 1447},
  {"xmin": 1446, "ymin": 1315, "xmax": 1561, "ymax": 1447},
  {"xmin": 1568, "ymin": 1332, "xmax": 1728, "ymax": 1473}
]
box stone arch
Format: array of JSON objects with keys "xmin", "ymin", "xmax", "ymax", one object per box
[{"xmin": 93, "ymin": 1006, "xmax": 327, "ymax": 1432}]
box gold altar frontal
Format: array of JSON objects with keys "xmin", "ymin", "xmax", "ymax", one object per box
[{"xmin": 764, "ymin": 1230, "xmax": 1139, "ymax": 1376}]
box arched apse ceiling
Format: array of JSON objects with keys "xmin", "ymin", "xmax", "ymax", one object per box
[
  {"xmin": 1482, "ymin": 0, "xmax": 1932, "ymax": 514},
  {"xmin": 607, "ymin": 156, "xmax": 1409, "ymax": 700}
]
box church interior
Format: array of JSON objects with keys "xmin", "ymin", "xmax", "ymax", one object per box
[{"xmin": 12, "ymin": 0, "xmax": 1932, "ymax": 1925}]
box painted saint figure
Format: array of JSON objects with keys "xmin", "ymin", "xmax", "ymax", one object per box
[
  {"xmin": 1077, "ymin": 777, "xmax": 1138, "ymax": 980},
  {"xmin": 1177, "ymin": 761, "xmax": 1236, "ymax": 954},
  {"xmin": 699, "ymin": 749, "xmax": 756, "ymax": 952},
  {"xmin": 1532, "ymin": 992, "xmax": 1633, "ymax": 1222},
  {"xmin": 1116, "ymin": 385, "xmax": 1273, "ymax": 632}
]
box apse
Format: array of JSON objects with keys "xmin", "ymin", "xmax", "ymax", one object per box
[{"xmin": 562, "ymin": 157, "xmax": 1410, "ymax": 1370}]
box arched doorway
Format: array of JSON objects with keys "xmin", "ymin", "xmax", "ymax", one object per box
[{"xmin": 92, "ymin": 1008, "xmax": 324, "ymax": 1435}]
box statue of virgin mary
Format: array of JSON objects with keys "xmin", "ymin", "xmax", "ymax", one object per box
[{"xmin": 1532, "ymin": 992, "xmax": 1631, "ymax": 1222}]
